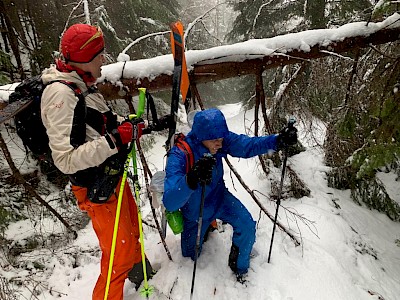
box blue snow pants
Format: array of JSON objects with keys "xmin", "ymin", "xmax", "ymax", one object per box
[{"xmin": 181, "ymin": 188, "xmax": 256, "ymax": 274}]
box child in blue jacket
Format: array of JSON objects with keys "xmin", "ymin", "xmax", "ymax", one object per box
[{"xmin": 162, "ymin": 108, "xmax": 297, "ymax": 282}]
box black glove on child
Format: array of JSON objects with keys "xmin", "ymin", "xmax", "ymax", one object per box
[
  {"xmin": 277, "ymin": 126, "xmax": 298, "ymax": 150},
  {"xmin": 187, "ymin": 155, "xmax": 216, "ymax": 190}
]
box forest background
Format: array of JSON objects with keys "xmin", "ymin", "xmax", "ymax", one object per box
[{"xmin": 0, "ymin": 0, "xmax": 399, "ymax": 298}]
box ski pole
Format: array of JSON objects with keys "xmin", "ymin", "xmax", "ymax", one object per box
[
  {"xmin": 190, "ymin": 181, "xmax": 206, "ymax": 300},
  {"xmin": 131, "ymin": 88, "xmax": 154, "ymax": 298},
  {"xmin": 267, "ymin": 117, "xmax": 296, "ymax": 263},
  {"xmin": 104, "ymin": 88, "xmax": 147, "ymax": 300},
  {"xmin": 190, "ymin": 153, "xmax": 214, "ymax": 299},
  {"xmin": 131, "ymin": 139, "xmax": 154, "ymax": 298},
  {"xmin": 104, "ymin": 144, "xmax": 132, "ymax": 300}
]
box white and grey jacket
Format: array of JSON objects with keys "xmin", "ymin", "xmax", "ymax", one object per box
[{"xmin": 41, "ymin": 65, "xmax": 120, "ymax": 177}]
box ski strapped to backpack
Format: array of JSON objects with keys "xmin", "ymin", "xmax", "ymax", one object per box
[
  {"xmin": 166, "ymin": 21, "xmax": 191, "ymax": 152},
  {"xmin": 161, "ymin": 21, "xmax": 192, "ymax": 239}
]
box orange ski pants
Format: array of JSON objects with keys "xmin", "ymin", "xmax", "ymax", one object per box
[{"xmin": 72, "ymin": 179, "xmax": 142, "ymax": 300}]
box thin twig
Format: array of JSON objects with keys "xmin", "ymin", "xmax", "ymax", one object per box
[
  {"xmin": 224, "ymin": 157, "xmax": 300, "ymax": 246},
  {"xmin": 136, "ymin": 140, "xmax": 173, "ymax": 261}
]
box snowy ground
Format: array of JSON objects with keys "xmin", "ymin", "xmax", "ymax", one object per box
[{"xmin": 2, "ymin": 103, "xmax": 400, "ymax": 300}]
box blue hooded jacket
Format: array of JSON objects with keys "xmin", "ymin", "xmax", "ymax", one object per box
[{"xmin": 163, "ymin": 108, "xmax": 278, "ymax": 222}]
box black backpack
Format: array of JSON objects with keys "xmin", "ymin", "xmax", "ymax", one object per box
[
  {"xmin": 8, "ymin": 75, "xmax": 86, "ymax": 187},
  {"xmin": 9, "ymin": 75, "xmax": 85, "ymax": 158}
]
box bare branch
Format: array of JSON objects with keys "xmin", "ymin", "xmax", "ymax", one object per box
[
  {"xmin": 0, "ymin": 132, "xmax": 75, "ymax": 236},
  {"xmin": 121, "ymin": 31, "xmax": 170, "ymax": 56},
  {"xmin": 63, "ymin": 0, "xmax": 85, "ymax": 34},
  {"xmin": 224, "ymin": 157, "xmax": 301, "ymax": 246},
  {"xmin": 184, "ymin": 1, "xmax": 228, "ymax": 44},
  {"xmin": 319, "ymin": 50, "xmax": 355, "ymax": 61},
  {"xmin": 250, "ymin": 0, "xmax": 275, "ymax": 38}
]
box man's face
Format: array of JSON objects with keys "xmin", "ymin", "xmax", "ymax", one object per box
[
  {"xmin": 86, "ymin": 52, "xmax": 106, "ymax": 79},
  {"xmin": 77, "ymin": 52, "xmax": 105, "ymax": 80},
  {"xmin": 202, "ymin": 138, "xmax": 223, "ymax": 155}
]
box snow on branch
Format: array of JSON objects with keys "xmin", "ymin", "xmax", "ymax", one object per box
[
  {"xmin": 120, "ymin": 31, "xmax": 170, "ymax": 59},
  {"xmin": 96, "ymin": 14, "xmax": 400, "ymax": 99}
]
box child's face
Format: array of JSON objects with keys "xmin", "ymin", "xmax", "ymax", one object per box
[{"xmin": 202, "ymin": 138, "xmax": 223, "ymax": 154}]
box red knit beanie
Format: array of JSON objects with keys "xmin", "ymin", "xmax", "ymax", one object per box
[{"xmin": 60, "ymin": 24, "xmax": 105, "ymax": 63}]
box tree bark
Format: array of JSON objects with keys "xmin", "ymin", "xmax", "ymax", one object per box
[{"xmin": 255, "ymin": 72, "xmax": 269, "ymax": 176}]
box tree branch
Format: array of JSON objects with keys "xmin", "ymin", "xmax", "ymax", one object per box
[
  {"xmin": 0, "ymin": 132, "xmax": 75, "ymax": 236},
  {"xmin": 97, "ymin": 26, "xmax": 400, "ymax": 100},
  {"xmin": 224, "ymin": 157, "xmax": 300, "ymax": 246}
]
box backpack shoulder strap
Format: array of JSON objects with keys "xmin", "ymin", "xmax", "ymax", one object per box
[
  {"xmin": 46, "ymin": 80, "xmax": 88, "ymax": 148},
  {"xmin": 174, "ymin": 133, "xmax": 194, "ymax": 174},
  {"xmin": 47, "ymin": 81, "xmax": 113, "ymax": 138},
  {"xmin": 48, "ymin": 80, "xmax": 88, "ymax": 100}
]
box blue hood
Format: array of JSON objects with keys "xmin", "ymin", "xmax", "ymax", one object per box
[{"xmin": 188, "ymin": 108, "xmax": 229, "ymax": 142}]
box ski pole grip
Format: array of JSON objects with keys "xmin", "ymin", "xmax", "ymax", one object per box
[
  {"xmin": 137, "ymin": 88, "xmax": 146, "ymax": 118},
  {"xmin": 287, "ymin": 116, "xmax": 296, "ymax": 128},
  {"xmin": 126, "ymin": 88, "xmax": 146, "ymax": 121}
]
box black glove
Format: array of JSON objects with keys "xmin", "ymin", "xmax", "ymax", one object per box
[
  {"xmin": 156, "ymin": 114, "xmax": 173, "ymax": 130},
  {"xmin": 277, "ymin": 126, "xmax": 298, "ymax": 150},
  {"xmin": 186, "ymin": 155, "xmax": 216, "ymax": 190},
  {"xmin": 144, "ymin": 114, "xmax": 173, "ymax": 133},
  {"xmin": 128, "ymin": 117, "xmax": 145, "ymax": 126}
]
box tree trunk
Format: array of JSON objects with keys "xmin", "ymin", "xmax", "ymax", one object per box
[
  {"xmin": 97, "ymin": 26, "xmax": 400, "ymax": 100},
  {"xmin": 0, "ymin": 0, "xmax": 25, "ymax": 79},
  {"xmin": 305, "ymin": 0, "xmax": 326, "ymax": 29}
]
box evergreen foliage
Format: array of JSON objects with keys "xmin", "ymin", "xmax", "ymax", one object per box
[
  {"xmin": 1, "ymin": 0, "xmax": 180, "ymax": 73},
  {"xmin": 227, "ymin": 0, "xmax": 373, "ymax": 43},
  {"xmin": 351, "ymin": 177, "xmax": 400, "ymax": 221},
  {"xmin": 325, "ymin": 42, "xmax": 400, "ymax": 218},
  {"xmin": 227, "ymin": 0, "xmax": 400, "ymax": 219},
  {"xmin": 0, "ymin": 50, "xmax": 12, "ymax": 84}
]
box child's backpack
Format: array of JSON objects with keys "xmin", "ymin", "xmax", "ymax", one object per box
[
  {"xmin": 149, "ymin": 133, "xmax": 195, "ymax": 235},
  {"xmin": 173, "ymin": 132, "xmax": 194, "ymax": 172},
  {"xmin": 149, "ymin": 133, "xmax": 194, "ymax": 202}
]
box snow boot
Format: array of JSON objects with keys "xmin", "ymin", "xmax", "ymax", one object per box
[
  {"xmin": 236, "ymin": 273, "xmax": 248, "ymax": 285},
  {"xmin": 229, "ymin": 244, "xmax": 248, "ymax": 284},
  {"xmin": 228, "ymin": 243, "xmax": 239, "ymax": 273},
  {"xmin": 128, "ymin": 257, "xmax": 155, "ymax": 290}
]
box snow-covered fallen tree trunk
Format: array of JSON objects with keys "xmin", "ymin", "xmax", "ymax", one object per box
[{"xmin": 97, "ymin": 14, "xmax": 400, "ymax": 100}]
